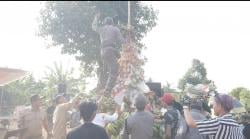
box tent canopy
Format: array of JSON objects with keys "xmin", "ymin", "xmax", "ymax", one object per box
[{"xmin": 0, "ymin": 67, "xmax": 29, "ymax": 86}]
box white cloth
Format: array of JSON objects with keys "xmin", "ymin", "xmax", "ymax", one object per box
[
  {"xmin": 92, "ymin": 113, "xmax": 118, "ymax": 127},
  {"xmin": 113, "ymin": 81, "xmax": 150, "ymax": 105},
  {"xmin": 160, "ymin": 108, "xmax": 167, "ymax": 115}
]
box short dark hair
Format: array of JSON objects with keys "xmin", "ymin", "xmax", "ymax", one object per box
[
  {"xmin": 30, "ymin": 94, "xmax": 40, "ymax": 103},
  {"xmin": 135, "ymin": 94, "xmax": 147, "ymax": 111},
  {"xmin": 79, "ymin": 101, "xmax": 98, "ymax": 121},
  {"xmin": 214, "ymin": 94, "xmax": 233, "ymax": 113}
]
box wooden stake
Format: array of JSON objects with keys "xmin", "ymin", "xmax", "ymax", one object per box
[
  {"xmin": 128, "ymin": 1, "xmax": 131, "ymax": 29},
  {"xmin": 127, "ymin": 1, "xmax": 131, "ymax": 43}
]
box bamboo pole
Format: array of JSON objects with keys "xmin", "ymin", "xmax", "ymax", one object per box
[
  {"xmin": 128, "ymin": 1, "xmax": 131, "ymax": 29},
  {"xmin": 127, "ymin": 1, "xmax": 131, "ymax": 43}
]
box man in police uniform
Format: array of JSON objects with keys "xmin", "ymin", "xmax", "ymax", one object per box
[{"xmin": 18, "ymin": 94, "xmax": 51, "ymax": 139}]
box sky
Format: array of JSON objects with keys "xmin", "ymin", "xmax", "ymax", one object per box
[{"xmin": 0, "ymin": 1, "xmax": 250, "ymax": 92}]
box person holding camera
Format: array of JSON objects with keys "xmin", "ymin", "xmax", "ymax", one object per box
[
  {"xmin": 183, "ymin": 93, "xmax": 244, "ymax": 139},
  {"xmin": 185, "ymin": 101, "xmax": 208, "ymax": 139}
]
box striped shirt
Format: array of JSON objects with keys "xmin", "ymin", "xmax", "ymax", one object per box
[{"xmin": 196, "ymin": 114, "xmax": 244, "ymax": 139}]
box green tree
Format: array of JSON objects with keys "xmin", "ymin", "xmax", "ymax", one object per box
[
  {"xmin": 42, "ymin": 62, "xmax": 86, "ymax": 98},
  {"xmin": 162, "ymin": 81, "xmax": 176, "ymax": 93},
  {"xmin": 230, "ymin": 87, "xmax": 250, "ymax": 111},
  {"xmin": 3, "ymin": 74, "xmax": 45, "ymax": 106},
  {"xmin": 239, "ymin": 89, "xmax": 250, "ymax": 110},
  {"xmin": 38, "ymin": 1, "xmax": 158, "ymax": 88},
  {"xmin": 229, "ymin": 87, "xmax": 247, "ymax": 100},
  {"xmin": 178, "ymin": 59, "xmax": 212, "ymax": 91}
]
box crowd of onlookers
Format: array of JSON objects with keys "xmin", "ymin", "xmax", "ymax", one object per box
[{"xmin": 3, "ymin": 89, "xmax": 250, "ymax": 139}]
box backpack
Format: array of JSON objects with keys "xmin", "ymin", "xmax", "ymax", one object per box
[{"xmin": 164, "ymin": 108, "xmax": 188, "ymax": 139}]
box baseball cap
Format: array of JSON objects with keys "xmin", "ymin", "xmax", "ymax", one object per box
[{"xmin": 160, "ymin": 93, "xmax": 175, "ymax": 105}]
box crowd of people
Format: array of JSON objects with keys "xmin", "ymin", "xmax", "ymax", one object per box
[
  {"xmin": 12, "ymin": 88, "xmax": 250, "ymax": 139},
  {"xmin": 1, "ymin": 5, "xmax": 250, "ymax": 139}
]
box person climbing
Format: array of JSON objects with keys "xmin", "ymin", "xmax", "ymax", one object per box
[{"xmin": 92, "ymin": 12, "xmax": 125, "ymax": 94}]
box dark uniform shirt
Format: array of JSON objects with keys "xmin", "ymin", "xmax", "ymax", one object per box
[
  {"xmin": 66, "ymin": 122, "xmax": 109, "ymax": 139},
  {"xmin": 243, "ymin": 124, "xmax": 250, "ymax": 139},
  {"xmin": 92, "ymin": 17, "xmax": 124, "ymax": 48}
]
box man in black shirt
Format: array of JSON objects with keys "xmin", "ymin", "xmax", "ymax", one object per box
[
  {"xmin": 66, "ymin": 101, "xmax": 109, "ymax": 139},
  {"xmin": 241, "ymin": 115, "xmax": 250, "ymax": 139}
]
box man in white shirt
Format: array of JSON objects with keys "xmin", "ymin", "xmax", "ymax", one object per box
[{"xmin": 52, "ymin": 94, "xmax": 81, "ymax": 139}]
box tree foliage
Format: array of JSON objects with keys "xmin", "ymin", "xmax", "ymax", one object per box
[
  {"xmin": 239, "ymin": 89, "xmax": 250, "ymax": 110},
  {"xmin": 230, "ymin": 87, "xmax": 246, "ymax": 100},
  {"xmin": 38, "ymin": 1, "xmax": 158, "ymax": 78},
  {"xmin": 0, "ymin": 63, "xmax": 85, "ymax": 108},
  {"xmin": 2, "ymin": 74, "xmax": 45, "ymax": 106},
  {"xmin": 43, "ymin": 62, "xmax": 86, "ymax": 98},
  {"xmin": 178, "ymin": 59, "xmax": 213, "ymax": 90},
  {"xmin": 230, "ymin": 87, "xmax": 250, "ymax": 111},
  {"xmin": 162, "ymin": 81, "xmax": 177, "ymax": 93}
]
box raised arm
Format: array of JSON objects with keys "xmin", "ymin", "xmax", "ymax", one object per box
[
  {"xmin": 115, "ymin": 28, "xmax": 125, "ymax": 45},
  {"xmin": 182, "ymin": 96, "xmax": 197, "ymax": 128},
  {"xmin": 63, "ymin": 93, "xmax": 82, "ymax": 111},
  {"xmin": 183, "ymin": 106, "xmax": 197, "ymax": 128},
  {"xmin": 92, "ymin": 13, "xmax": 101, "ymax": 33}
]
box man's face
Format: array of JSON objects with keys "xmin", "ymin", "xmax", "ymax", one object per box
[
  {"xmin": 33, "ymin": 98, "xmax": 42, "ymax": 108},
  {"xmin": 213, "ymin": 100, "xmax": 222, "ymax": 116}
]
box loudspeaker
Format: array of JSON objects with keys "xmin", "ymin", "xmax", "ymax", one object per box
[{"xmin": 146, "ymin": 82, "xmax": 162, "ymax": 97}]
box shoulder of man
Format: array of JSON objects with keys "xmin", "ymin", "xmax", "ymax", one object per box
[
  {"xmin": 57, "ymin": 102, "xmax": 71, "ymax": 111},
  {"xmin": 164, "ymin": 109, "xmax": 178, "ymax": 123},
  {"xmin": 20, "ymin": 106, "xmax": 32, "ymax": 116},
  {"xmin": 165, "ymin": 109, "xmax": 178, "ymax": 118},
  {"xmin": 92, "ymin": 123, "xmax": 108, "ymax": 133},
  {"xmin": 95, "ymin": 124, "xmax": 109, "ymax": 139},
  {"xmin": 127, "ymin": 113, "xmax": 137, "ymax": 125},
  {"xmin": 66, "ymin": 127, "xmax": 79, "ymax": 139},
  {"xmin": 68, "ymin": 124, "xmax": 85, "ymax": 134},
  {"xmin": 112, "ymin": 26, "xmax": 121, "ymax": 31},
  {"xmin": 144, "ymin": 111, "xmax": 154, "ymax": 119}
]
